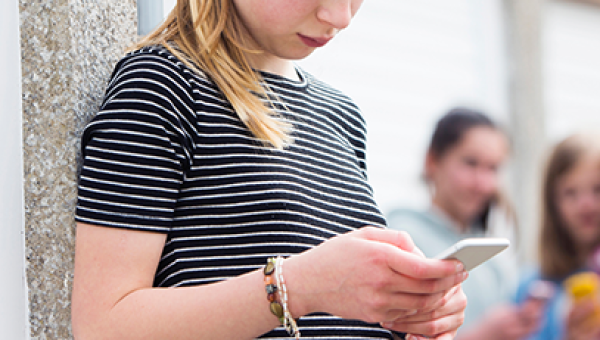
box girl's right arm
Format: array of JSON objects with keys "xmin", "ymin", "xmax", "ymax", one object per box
[{"xmin": 71, "ymin": 224, "xmax": 467, "ymax": 340}]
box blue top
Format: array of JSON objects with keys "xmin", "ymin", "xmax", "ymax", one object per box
[
  {"xmin": 514, "ymin": 268, "xmax": 591, "ymax": 340},
  {"xmin": 386, "ymin": 207, "xmax": 519, "ymax": 333}
]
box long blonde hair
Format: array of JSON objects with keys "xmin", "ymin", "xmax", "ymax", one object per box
[
  {"xmin": 539, "ymin": 133, "xmax": 600, "ymax": 279},
  {"xmin": 132, "ymin": 0, "xmax": 290, "ymax": 149}
]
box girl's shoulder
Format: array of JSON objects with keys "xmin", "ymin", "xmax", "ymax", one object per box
[
  {"xmin": 386, "ymin": 208, "xmax": 451, "ymax": 233},
  {"xmin": 111, "ymin": 45, "xmax": 214, "ymax": 89},
  {"xmin": 296, "ymin": 67, "xmax": 364, "ymax": 118}
]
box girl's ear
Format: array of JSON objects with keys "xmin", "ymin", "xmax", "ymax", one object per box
[{"xmin": 424, "ymin": 150, "xmax": 437, "ymax": 182}]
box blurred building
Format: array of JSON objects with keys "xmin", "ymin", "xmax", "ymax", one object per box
[{"xmin": 1, "ymin": 0, "xmax": 600, "ymax": 338}]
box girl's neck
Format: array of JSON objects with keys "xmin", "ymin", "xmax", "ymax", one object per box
[
  {"xmin": 247, "ymin": 54, "xmax": 299, "ymax": 81},
  {"xmin": 430, "ymin": 201, "xmax": 471, "ymax": 233}
]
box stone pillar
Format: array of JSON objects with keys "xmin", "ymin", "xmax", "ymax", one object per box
[
  {"xmin": 19, "ymin": 0, "xmax": 137, "ymax": 338},
  {"xmin": 504, "ymin": 0, "xmax": 547, "ymax": 261}
]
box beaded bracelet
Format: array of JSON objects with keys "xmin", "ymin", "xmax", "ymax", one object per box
[
  {"xmin": 264, "ymin": 258, "xmax": 284, "ymax": 324},
  {"xmin": 264, "ymin": 256, "xmax": 300, "ymax": 339}
]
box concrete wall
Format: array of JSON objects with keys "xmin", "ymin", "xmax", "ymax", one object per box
[{"xmin": 18, "ymin": 0, "xmax": 137, "ymax": 337}]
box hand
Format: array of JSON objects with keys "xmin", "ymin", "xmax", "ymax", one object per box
[
  {"xmin": 565, "ymin": 301, "xmax": 600, "ymax": 340},
  {"xmin": 381, "ymin": 284, "xmax": 467, "ymax": 340},
  {"xmin": 284, "ymin": 227, "xmax": 468, "ymax": 330},
  {"xmin": 460, "ymin": 301, "xmax": 544, "ymax": 340}
]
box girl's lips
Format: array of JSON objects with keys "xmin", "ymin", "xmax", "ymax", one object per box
[{"xmin": 298, "ymin": 34, "xmax": 331, "ymax": 48}]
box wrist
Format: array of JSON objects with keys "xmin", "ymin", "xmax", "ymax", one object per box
[{"xmin": 282, "ymin": 255, "xmax": 315, "ymax": 317}]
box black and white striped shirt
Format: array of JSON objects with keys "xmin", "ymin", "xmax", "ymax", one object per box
[{"xmin": 76, "ymin": 45, "xmax": 393, "ymax": 339}]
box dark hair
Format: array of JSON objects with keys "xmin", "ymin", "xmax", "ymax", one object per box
[
  {"xmin": 427, "ymin": 107, "xmax": 513, "ymax": 231},
  {"xmin": 429, "ymin": 107, "xmax": 496, "ymax": 158}
]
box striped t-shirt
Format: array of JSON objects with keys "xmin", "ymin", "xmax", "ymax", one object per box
[{"xmin": 76, "ymin": 45, "xmax": 393, "ymax": 339}]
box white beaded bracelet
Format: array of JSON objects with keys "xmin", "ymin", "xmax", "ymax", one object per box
[{"xmin": 275, "ymin": 256, "xmax": 300, "ymax": 339}]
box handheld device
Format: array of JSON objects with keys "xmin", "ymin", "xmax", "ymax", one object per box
[{"xmin": 434, "ymin": 238, "xmax": 510, "ymax": 271}]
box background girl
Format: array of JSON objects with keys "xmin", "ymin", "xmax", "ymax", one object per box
[
  {"xmin": 388, "ymin": 107, "xmax": 544, "ymax": 339},
  {"xmin": 515, "ymin": 132, "xmax": 600, "ymax": 340},
  {"xmin": 71, "ymin": 1, "xmax": 467, "ymax": 340}
]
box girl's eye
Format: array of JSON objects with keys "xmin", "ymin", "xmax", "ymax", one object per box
[
  {"xmin": 562, "ymin": 188, "xmax": 577, "ymax": 199},
  {"xmin": 462, "ymin": 157, "xmax": 478, "ymax": 168}
]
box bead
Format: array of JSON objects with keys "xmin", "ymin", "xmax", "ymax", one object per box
[
  {"xmin": 264, "ymin": 261, "xmax": 275, "ymax": 275},
  {"xmin": 270, "ymin": 301, "xmax": 284, "ymax": 318},
  {"xmin": 264, "ymin": 275, "xmax": 273, "ymax": 285},
  {"xmin": 267, "ymin": 292, "xmax": 276, "ymax": 302},
  {"xmin": 266, "ymin": 284, "xmax": 277, "ymax": 295}
]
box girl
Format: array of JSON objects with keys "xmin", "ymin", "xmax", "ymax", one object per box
[
  {"xmin": 387, "ymin": 108, "xmax": 544, "ymax": 339},
  {"xmin": 515, "ymin": 133, "xmax": 600, "ymax": 340},
  {"xmin": 70, "ymin": 1, "xmax": 467, "ymax": 340}
]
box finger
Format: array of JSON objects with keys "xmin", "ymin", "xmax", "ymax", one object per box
[
  {"xmin": 360, "ymin": 226, "xmax": 417, "ymax": 253},
  {"xmin": 568, "ymin": 301, "xmax": 595, "ymax": 327},
  {"xmin": 399, "ymin": 286, "xmax": 466, "ymax": 322},
  {"xmin": 386, "ymin": 271, "xmax": 467, "ymax": 295},
  {"xmin": 387, "ymin": 312, "xmax": 465, "ymax": 337},
  {"xmin": 356, "ymin": 227, "xmax": 464, "ymax": 279},
  {"xmin": 384, "ymin": 290, "xmax": 448, "ymax": 312},
  {"xmin": 379, "ymin": 309, "xmax": 420, "ymax": 325},
  {"xmin": 387, "ymin": 249, "xmax": 465, "ymax": 280},
  {"xmin": 405, "ymin": 332, "xmax": 457, "ymax": 340},
  {"xmin": 412, "ymin": 245, "xmax": 426, "ymax": 258},
  {"xmin": 417, "ymin": 285, "xmax": 463, "ymax": 315},
  {"xmin": 431, "ymin": 331, "xmax": 457, "ymax": 340}
]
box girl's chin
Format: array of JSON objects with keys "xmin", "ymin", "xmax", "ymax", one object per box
[{"xmin": 573, "ymin": 231, "xmax": 600, "ymax": 247}]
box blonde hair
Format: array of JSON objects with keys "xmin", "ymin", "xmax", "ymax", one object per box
[
  {"xmin": 539, "ymin": 132, "xmax": 600, "ymax": 279},
  {"xmin": 132, "ymin": 0, "xmax": 291, "ymax": 149}
]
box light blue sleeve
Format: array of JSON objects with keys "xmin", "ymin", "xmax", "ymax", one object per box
[
  {"xmin": 385, "ymin": 209, "xmax": 455, "ymax": 258},
  {"xmin": 515, "ymin": 269, "xmax": 564, "ymax": 340}
]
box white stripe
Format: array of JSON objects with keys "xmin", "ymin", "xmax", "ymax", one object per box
[{"xmin": 79, "ymin": 175, "xmax": 179, "ymax": 194}]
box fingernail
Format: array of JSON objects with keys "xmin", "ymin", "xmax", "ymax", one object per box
[
  {"xmin": 456, "ymin": 262, "xmax": 464, "ymax": 272},
  {"xmin": 380, "ymin": 322, "xmax": 394, "ymax": 328},
  {"xmin": 462, "ymin": 271, "xmax": 469, "ymax": 280},
  {"xmin": 406, "ymin": 309, "xmax": 418, "ymax": 316},
  {"xmin": 408, "ymin": 336, "xmax": 427, "ymax": 340}
]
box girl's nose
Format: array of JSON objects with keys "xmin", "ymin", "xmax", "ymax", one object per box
[
  {"xmin": 316, "ymin": 0, "xmax": 355, "ymax": 30},
  {"xmin": 475, "ymin": 169, "xmax": 498, "ymax": 196}
]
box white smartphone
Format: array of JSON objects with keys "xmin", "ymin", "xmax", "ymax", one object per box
[{"xmin": 434, "ymin": 238, "xmax": 510, "ymax": 271}]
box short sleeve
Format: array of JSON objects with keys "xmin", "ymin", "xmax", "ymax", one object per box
[{"xmin": 76, "ymin": 48, "xmax": 197, "ymax": 233}]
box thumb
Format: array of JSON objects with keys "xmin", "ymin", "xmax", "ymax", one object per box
[{"xmin": 357, "ymin": 226, "xmax": 417, "ymax": 253}]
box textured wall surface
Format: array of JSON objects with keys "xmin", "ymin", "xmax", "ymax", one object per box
[{"xmin": 19, "ymin": 0, "xmax": 137, "ymax": 338}]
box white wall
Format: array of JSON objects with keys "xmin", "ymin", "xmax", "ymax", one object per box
[
  {"xmin": 544, "ymin": 0, "xmax": 600, "ymax": 142},
  {"xmin": 299, "ymin": 0, "xmax": 510, "ymax": 214},
  {"xmin": 0, "ymin": 0, "xmax": 29, "ymax": 339}
]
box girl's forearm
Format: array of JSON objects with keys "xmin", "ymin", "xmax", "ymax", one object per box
[{"xmin": 73, "ymin": 269, "xmax": 281, "ymax": 340}]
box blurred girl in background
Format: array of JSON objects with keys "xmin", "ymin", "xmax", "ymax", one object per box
[
  {"xmin": 388, "ymin": 107, "xmax": 544, "ymax": 339},
  {"xmin": 515, "ymin": 133, "xmax": 600, "ymax": 340}
]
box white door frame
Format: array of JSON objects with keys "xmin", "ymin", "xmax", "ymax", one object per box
[{"xmin": 0, "ymin": 0, "xmax": 30, "ymax": 338}]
